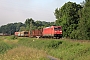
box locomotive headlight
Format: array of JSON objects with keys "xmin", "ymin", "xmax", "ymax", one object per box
[{"xmin": 60, "ymin": 31, "xmax": 62, "ymax": 32}]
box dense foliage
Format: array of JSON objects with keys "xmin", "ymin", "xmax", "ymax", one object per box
[
  {"xmin": 76, "ymin": 0, "xmax": 90, "ymax": 40},
  {"xmin": 0, "ymin": 22, "xmax": 25, "ymax": 35},
  {"xmin": 25, "ymin": 18, "xmax": 55, "ymax": 31},
  {"xmin": 54, "ymin": 1, "xmax": 90, "ymax": 40}
]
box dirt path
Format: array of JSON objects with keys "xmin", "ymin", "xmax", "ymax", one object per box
[{"xmin": 47, "ymin": 55, "xmax": 60, "ymax": 60}]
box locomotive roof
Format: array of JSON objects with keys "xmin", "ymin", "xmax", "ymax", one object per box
[{"xmin": 43, "ymin": 26, "xmax": 61, "ymax": 29}]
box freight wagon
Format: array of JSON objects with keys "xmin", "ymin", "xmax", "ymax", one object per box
[
  {"xmin": 0, "ymin": 33, "xmax": 10, "ymax": 36},
  {"xmin": 0, "ymin": 33, "xmax": 4, "ymax": 36},
  {"xmin": 15, "ymin": 31, "xmax": 29, "ymax": 37},
  {"xmin": 31, "ymin": 29, "xmax": 43, "ymax": 38}
]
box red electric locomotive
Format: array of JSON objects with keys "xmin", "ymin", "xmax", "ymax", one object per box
[{"xmin": 43, "ymin": 26, "xmax": 62, "ymax": 38}]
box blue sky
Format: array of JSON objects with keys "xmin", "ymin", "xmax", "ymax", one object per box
[{"xmin": 0, "ymin": 0, "xmax": 84, "ymax": 26}]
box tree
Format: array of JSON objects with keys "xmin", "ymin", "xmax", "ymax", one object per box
[
  {"xmin": 15, "ymin": 22, "xmax": 25, "ymax": 31},
  {"xmin": 77, "ymin": 0, "xmax": 90, "ymax": 40},
  {"xmin": 19, "ymin": 26, "xmax": 26, "ymax": 31},
  {"xmin": 25, "ymin": 18, "xmax": 35, "ymax": 31},
  {"xmin": 54, "ymin": 2, "xmax": 82, "ymax": 38},
  {"xmin": 0, "ymin": 22, "xmax": 25, "ymax": 35}
]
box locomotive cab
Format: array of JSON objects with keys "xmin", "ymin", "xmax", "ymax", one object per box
[{"xmin": 54, "ymin": 26, "xmax": 62, "ymax": 38}]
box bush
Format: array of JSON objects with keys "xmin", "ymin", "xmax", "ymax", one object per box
[{"xmin": 46, "ymin": 41, "xmax": 62, "ymax": 48}]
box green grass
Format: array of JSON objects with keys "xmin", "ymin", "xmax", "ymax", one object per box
[
  {"xmin": 0, "ymin": 36, "xmax": 90, "ymax": 60},
  {"xmin": 18, "ymin": 38, "xmax": 62, "ymax": 49},
  {"xmin": 0, "ymin": 42, "xmax": 13, "ymax": 54},
  {"xmin": 0, "ymin": 46, "xmax": 48, "ymax": 60},
  {"xmin": 18, "ymin": 37, "xmax": 90, "ymax": 60},
  {"xmin": 0, "ymin": 36, "xmax": 49, "ymax": 60}
]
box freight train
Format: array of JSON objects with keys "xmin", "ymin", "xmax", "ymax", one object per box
[{"xmin": 14, "ymin": 26, "xmax": 62, "ymax": 38}]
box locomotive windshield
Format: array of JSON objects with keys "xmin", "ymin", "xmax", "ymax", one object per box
[{"xmin": 54, "ymin": 27, "xmax": 61, "ymax": 30}]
